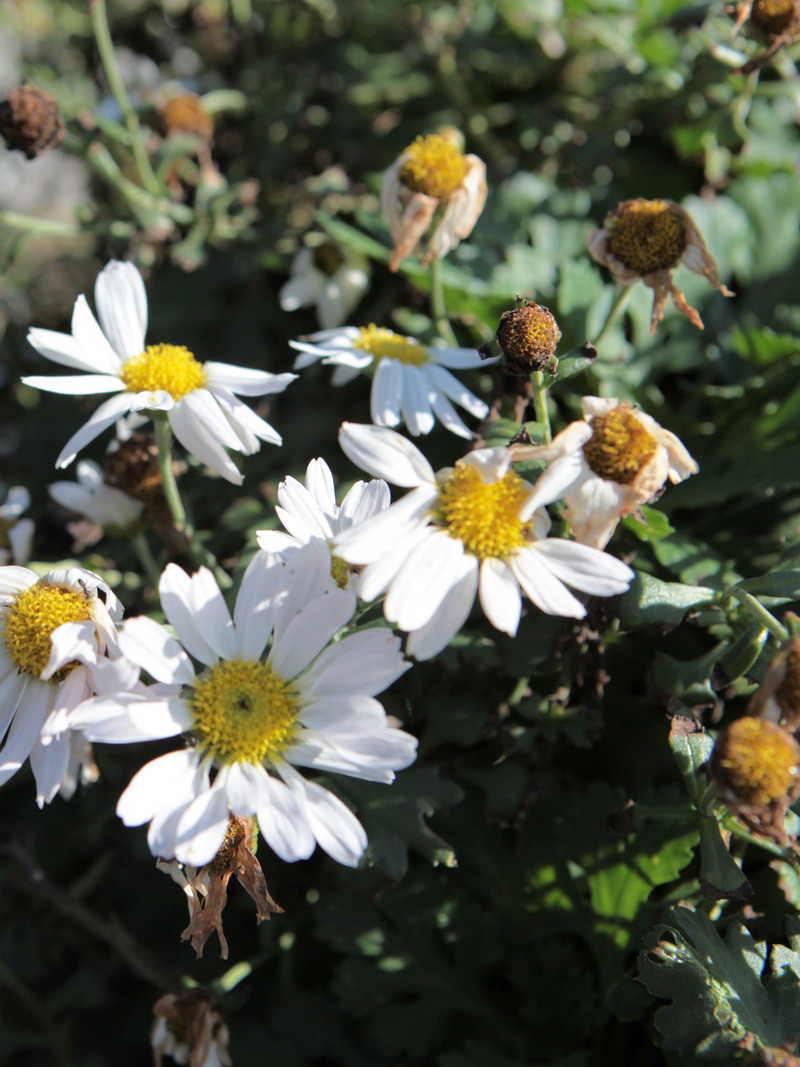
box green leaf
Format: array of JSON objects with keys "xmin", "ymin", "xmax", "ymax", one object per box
[
  {"xmin": 618, "ymin": 573, "xmax": 716, "ymax": 630},
  {"xmin": 639, "ymin": 907, "xmax": 800, "ymax": 1056},
  {"xmin": 652, "ymin": 644, "xmax": 724, "ymax": 709},
  {"xmin": 731, "ymin": 326, "xmax": 800, "ymax": 367},
  {"xmin": 736, "ymin": 570, "xmax": 800, "ymax": 601},
  {"xmin": 550, "ymin": 346, "xmax": 597, "ymax": 384},
  {"xmin": 698, "ymin": 815, "xmax": 753, "ymax": 900},
  {"xmin": 483, "ymin": 419, "xmax": 547, "ymax": 448},
  {"xmin": 716, "ymin": 621, "xmax": 769, "ymax": 684},
  {"xmin": 622, "ymin": 506, "xmax": 675, "ymax": 543}
]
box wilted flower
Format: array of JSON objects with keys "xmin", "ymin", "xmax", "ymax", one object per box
[
  {"xmin": 68, "ymin": 544, "xmax": 416, "ymax": 869},
  {"xmin": 0, "ymin": 566, "xmax": 122, "ymax": 806},
  {"xmin": 335, "ymin": 423, "xmax": 634, "ymax": 661},
  {"xmin": 0, "ymin": 487, "xmax": 34, "ymax": 566},
  {"xmin": 152, "ymin": 990, "xmax": 231, "ymax": 1067},
  {"xmin": 50, "ymin": 460, "xmax": 144, "ymax": 535},
  {"xmin": 514, "ymin": 396, "xmax": 698, "ymax": 549},
  {"xmin": 587, "ymin": 198, "xmax": 733, "ymax": 333},
  {"xmin": 256, "ymin": 457, "xmax": 389, "ymax": 595},
  {"xmin": 23, "ymin": 260, "xmax": 296, "ymax": 486},
  {"xmin": 381, "ymin": 132, "xmax": 487, "ymax": 271},
  {"xmin": 158, "ymin": 92, "xmax": 214, "ymax": 141},
  {"xmin": 495, "ymin": 300, "xmax": 562, "ymax": 376},
  {"xmin": 280, "ymin": 242, "xmax": 370, "ymax": 330},
  {"xmin": 290, "ymin": 325, "xmax": 495, "ymax": 439},
  {"xmin": 0, "ymin": 84, "xmax": 65, "ymax": 159},
  {"xmin": 710, "ymin": 716, "xmax": 800, "ymax": 845},
  {"xmin": 748, "ymin": 637, "xmax": 800, "ymax": 728}
]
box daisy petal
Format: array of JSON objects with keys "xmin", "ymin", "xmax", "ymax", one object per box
[
  {"xmin": 371, "ymin": 358, "xmax": 403, "ymax": 428},
  {"xmin": 270, "ymin": 588, "xmax": 355, "ymax": 679},
  {"xmin": 429, "ymin": 347, "xmax": 490, "ymax": 369},
  {"xmin": 21, "ymin": 374, "xmax": 125, "ymax": 395},
  {"xmin": 72, "ymin": 295, "xmax": 124, "ymax": 374},
  {"xmin": 0, "ymin": 680, "xmax": 50, "ymax": 788},
  {"xmin": 233, "ymin": 550, "xmax": 282, "ymax": 662},
  {"xmin": 405, "ymin": 553, "xmax": 479, "ymax": 660},
  {"xmin": 27, "ymin": 327, "xmax": 111, "ymax": 374},
  {"xmin": 400, "ymin": 364, "xmax": 435, "ymax": 436},
  {"xmin": 298, "ymin": 628, "xmax": 410, "ymax": 700},
  {"xmin": 338, "ymin": 479, "xmax": 390, "ymax": 530},
  {"xmin": 385, "ymin": 530, "xmax": 468, "ymax": 632},
  {"xmin": 427, "ymin": 383, "xmax": 472, "ymax": 439},
  {"xmin": 30, "ymin": 732, "xmax": 71, "ymax": 808},
  {"xmin": 159, "ymin": 564, "xmax": 221, "ymax": 666},
  {"xmin": 169, "ymin": 398, "xmax": 243, "ymax": 485},
  {"xmin": 339, "ymin": 422, "xmax": 435, "ymax": 487},
  {"xmin": 304, "ymin": 458, "xmax": 337, "ymax": 516},
  {"xmin": 479, "ymin": 558, "xmax": 522, "ymax": 636},
  {"xmin": 508, "ymin": 548, "xmax": 586, "ymax": 618},
  {"xmin": 226, "ymin": 762, "xmax": 315, "ymax": 862},
  {"xmin": 41, "ymin": 620, "xmax": 97, "ymax": 681},
  {"xmin": 531, "ymin": 539, "xmax": 634, "ymax": 595},
  {"xmin": 55, "ymin": 393, "xmax": 136, "ymax": 469},
  {"xmin": 519, "ymin": 453, "xmax": 588, "ymax": 521},
  {"xmin": 204, "ymin": 363, "xmax": 298, "ymax": 396},
  {"xmin": 117, "ymin": 748, "xmax": 202, "ymax": 826},
  {"xmin": 276, "ymin": 759, "xmax": 367, "ymax": 867},
  {"xmin": 95, "ymin": 260, "xmax": 148, "ymax": 358},
  {"xmin": 119, "ymin": 615, "xmax": 196, "ymax": 685},
  {"xmin": 424, "ymin": 362, "xmax": 488, "ymax": 419},
  {"xmin": 174, "ymin": 771, "xmax": 231, "ymax": 866}
]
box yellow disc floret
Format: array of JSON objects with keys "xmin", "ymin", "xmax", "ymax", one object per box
[
  {"xmin": 330, "ymin": 555, "xmax": 353, "ymax": 590},
  {"xmin": 711, "ymin": 717, "xmax": 800, "ymax": 807},
  {"xmin": 496, "ymin": 301, "xmax": 562, "ymax": 375},
  {"xmin": 399, "ymin": 134, "xmax": 468, "ymax": 200},
  {"xmin": 583, "ymin": 406, "xmax": 658, "ymax": 485},
  {"xmin": 438, "ymin": 463, "xmax": 531, "ymax": 559},
  {"xmin": 190, "ymin": 660, "xmax": 298, "ymax": 765},
  {"xmin": 354, "ymin": 325, "xmax": 428, "ymax": 366},
  {"xmin": 605, "ymin": 199, "xmax": 687, "ymax": 276},
  {"xmin": 4, "ymin": 582, "xmax": 92, "ymax": 679},
  {"xmin": 121, "ymin": 344, "xmax": 206, "ymax": 401}
]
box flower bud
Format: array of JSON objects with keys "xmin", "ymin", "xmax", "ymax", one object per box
[
  {"xmin": 0, "ymin": 84, "xmax": 65, "ymax": 160},
  {"xmin": 710, "ymin": 716, "xmax": 800, "ymax": 809},
  {"xmin": 495, "ymin": 300, "xmax": 561, "ymax": 376}
]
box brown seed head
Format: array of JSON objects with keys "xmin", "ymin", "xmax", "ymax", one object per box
[
  {"xmin": 496, "ymin": 300, "xmax": 561, "ymax": 375},
  {"xmin": 158, "ymin": 93, "xmax": 214, "ymax": 140},
  {"xmin": 398, "ymin": 133, "xmax": 468, "ymax": 200},
  {"xmin": 711, "ymin": 716, "xmax": 800, "ymax": 808},
  {"xmin": 0, "ymin": 85, "xmax": 65, "ymax": 160},
  {"xmin": 605, "ymin": 199, "xmax": 687, "ymax": 276},
  {"xmin": 104, "ymin": 433, "xmax": 163, "ymax": 505},
  {"xmin": 582, "ymin": 405, "xmax": 659, "ymax": 485},
  {"xmin": 750, "ymin": 0, "xmax": 799, "ymax": 34}
]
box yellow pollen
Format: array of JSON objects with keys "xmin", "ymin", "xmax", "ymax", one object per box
[
  {"xmin": 4, "ymin": 582, "xmax": 92, "ymax": 680},
  {"xmin": 354, "ymin": 325, "xmax": 428, "ymax": 366},
  {"xmin": 605, "ymin": 199, "xmax": 687, "ymax": 276},
  {"xmin": 398, "ymin": 134, "xmax": 468, "ymax": 200},
  {"xmin": 583, "ymin": 407, "xmax": 658, "ymax": 485},
  {"xmin": 437, "ymin": 464, "xmax": 531, "ymax": 559},
  {"xmin": 331, "ymin": 556, "xmax": 352, "ymax": 590},
  {"xmin": 121, "ymin": 344, "xmax": 206, "ymax": 401},
  {"xmin": 712, "ymin": 717, "xmax": 800, "ymax": 807},
  {"xmin": 190, "ymin": 660, "xmax": 298, "ymax": 765}
]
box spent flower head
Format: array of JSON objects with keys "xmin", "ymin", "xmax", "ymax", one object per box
[
  {"xmin": 280, "ymin": 240, "xmax": 370, "ymax": 330},
  {"xmin": 382, "ymin": 130, "xmax": 487, "ymax": 271},
  {"xmin": 152, "ymin": 990, "xmax": 231, "ymax": 1067},
  {"xmin": 495, "ymin": 300, "xmax": 562, "ymax": 376},
  {"xmin": 587, "ymin": 198, "xmax": 733, "ymax": 333},
  {"xmin": 0, "ymin": 84, "xmax": 65, "ymax": 159}
]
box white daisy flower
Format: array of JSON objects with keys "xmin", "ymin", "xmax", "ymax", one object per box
[
  {"xmin": 49, "ymin": 459, "xmax": 144, "ymax": 534},
  {"xmin": 290, "ymin": 325, "xmax": 496, "ymax": 439},
  {"xmin": 0, "ymin": 486, "xmax": 34, "ymax": 566},
  {"xmin": 0, "ymin": 565, "xmax": 122, "ymax": 806},
  {"xmin": 334, "ymin": 423, "xmax": 635, "ymax": 662},
  {"xmin": 279, "ymin": 242, "xmax": 370, "ymax": 330},
  {"xmin": 256, "ymin": 457, "xmax": 390, "ymax": 595},
  {"xmin": 514, "ymin": 396, "xmax": 698, "ymax": 549},
  {"xmin": 68, "ymin": 543, "xmax": 417, "ymax": 869},
  {"xmin": 22, "ymin": 260, "xmax": 297, "ymax": 486}
]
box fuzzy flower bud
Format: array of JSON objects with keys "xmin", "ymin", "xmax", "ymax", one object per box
[
  {"xmin": 710, "ymin": 716, "xmax": 800, "ymax": 809},
  {"xmin": 495, "ymin": 300, "xmax": 561, "ymax": 376},
  {"xmin": 0, "ymin": 84, "xmax": 66, "ymax": 160}
]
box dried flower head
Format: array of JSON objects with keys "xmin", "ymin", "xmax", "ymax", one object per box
[
  {"xmin": 158, "ymin": 93, "xmax": 214, "ymax": 141},
  {"xmin": 495, "ymin": 300, "xmax": 562, "ymax": 376},
  {"xmin": 710, "ymin": 716, "xmax": 800, "ymax": 845},
  {"xmin": 748, "ymin": 637, "xmax": 800, "ymax": 728},
  {"xmin": 587, "ymin": 198, "xmax": 733, "ymax": 333},
  {"xmin": 0, "ymin": 84, "xmax": 66, "ymax": 160},
  {"xmin": 152, "ymin": 991, "xmax": 231, "ymax": 1067},
  {"xmin": 382, "ymin": 130, "xmax": 487, "ymax": 271}
]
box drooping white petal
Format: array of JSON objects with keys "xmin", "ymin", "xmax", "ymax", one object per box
[
  {"xmin": 330, "ymin": 363, "xmax": 362, "ymax": 386},
  {"xmin": 41, "ymin": 620, "xmax": 98, "ymax": 681},
  {"xmin": 226, "ymin": 762, "xmax": 315, "ymax": 862},
  {"xmin": 339, "ymin": 422, "xmax": 436, "ymax": 488},
  {"xmin": 384, "ymin": 530, "xmax": 469, "ymax": 632},
  {"xmin": 424, "ymin": 362, "xmax": 488, "ymax": 419},
  {"xmin": 352, "ymin": 521, "xmax": 431, "ymax": 602},
  {"xmin": 147, "ymin": 754, "xmax": 209, "ymax": 859},
  {"xmin": 27, "ymin": 327, "xmax": 112, "ymax": 375},
  {"xmin": 95, "ymin": 260, "xmax": 148, "ymax": 358},
  {"xmin": 405, "ymin": 553, "xmax": 479, "ymax": 661},
  {"xmin": 55, "ymin": 393, "xmax": 136, "ymax": 469},
  {"xmin": 270, "ymin": 588, "xmax": 355, "ymax": 680},
  {"xmin": 334, "ymin": 489, "xmax": 435, "ymax": 566},
  {"xmin": 530, "ymin": 539, "xmax": 634, "ymax": 596},
  {"xmin": 479, "ymin": 557, "xmax": 522, "ymax": 636},
  {"xmin": 117, "ymin": 748, "xmax": 203, "ymax": 826},
  {"xmin": 370, "ymin": 358, "xmax": 403, "ymax": 429},
  {"xmin": 119, "ymin": 615, "xmax": 196, "ymax": 685},
  {"xmin": 159, "ymin": 564, "xmax": 220, "ymax": 667},
  {"xmin": 20, "ymin": 374, "xmax": 125, "ymax": 396},
  {"xmin": 0, "ymin": 671, "xmax": 30, "ymax": 742},
  {"xmin": 427, "ymin": 384, "xmax": 472, "ymax": 439},
  {"xmin": 174, "ymin": 770, "xmax": 231, "ymax": 866},
  {"xmin": 429, "ymin": 347, "xmax": 489, "ymax": 368},
  {"xmin": 204, "ymin": 363, "xmax": 298, "ymax": 397},
  {"xmin": 168, "ymin": 398, "xmax": 244, "ymax": 485},
  {"xmin": 233, "ymin": 550, "xmax": 283, "ymax": 662},
  {"xmin": 276, "ymin": 759, "xmax": 367, "ymax": 867},
  {"xmin": 461, "ymin": 447, "xmax": 514, "ymax": 483},
  {"xmin": 30, "ymin": 731, "xmax": 71, "ymax": 808},
  {"xmin": 0, "ymin": 680, "xmax": 51, "ymax": 787},
  {"xmin": 212, "ymin": 387, "xmax": 282, "ymax": 448},
  {"xmin": 182, "ymin": 389, "xmax": 244, "ymax": 451},
  {"xmin": 518, "ymin": 453, "xmax": 589, "ymax": 522},
  {"xmin": 400, "ymin": 363, "xmax": 435, "ymax": 436},
  {"xmin": 508, "ymin": 549, "xmax": 586, "ymax": 618}
]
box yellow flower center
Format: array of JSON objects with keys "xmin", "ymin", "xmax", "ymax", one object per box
[
  {"xmin": 4, "ymin": 582, "xmax": 92, "ymax": 680},
  {"xmin": 437, "ymin": 464, "xmax": 531, "ymax": 559},
  {"xmin": 331, "ymin": 556, "xmax": 353, "ymax": 590},
  {"xmin": 354, "ymin": 325, "xmax": 428, "ymax": 366},
  {"xmin": 712, "ymin": 717, "xmax": 800, "ymax": 807},
  {"xmin": 190, "ymin": 660, "xmax": 298, "ymax": 765},
  {"xmin": 605, "ymin": 199, "xmax": 687, "ymax": 276},
  {"xmin": 312, "ymin": 242, "xmax": 345, "ymax": 277},
  {"xmin": 751, "ymin": 0, "xmax": 797, "ymax": 33},
  {"xmin": 398, "ymin": 134, "xmax": 468, "ymax": 200},
  {"xmin": 583, "ymin": 407, "xmax": 659, "ymax": 485},
  {"xmin": 121, "ymin": 345, "xmax": 207, "ymax": 401}
]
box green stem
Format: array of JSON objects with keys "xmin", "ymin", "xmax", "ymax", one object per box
[
  {"xmin": 429, "ymin": 256, "xmax": 458, "ymax": 346},
  {"xmin": 131, "ymin": 530, "xmax": 161, "ymax": 589},
  {"xmin": 153, "ymin": 414, "xmax": 232, "ymax": 588},
  {"xmin": 0, "ymin": 211, "xmax": 81, "ymax": 236},
  {"xmin": 593, "ymin": 282, "xmax": 636, "ymax": 350},
  {"xmin": 531, "ymin": 370, "xmax": 551, "ymax": 443},
  {"xmin": 90, "ymin": 0, "xmax": 160, "ymax": 196},
  {"xmin": 725, "ymin": 586, "xmax": 789, "ymax": 643}
]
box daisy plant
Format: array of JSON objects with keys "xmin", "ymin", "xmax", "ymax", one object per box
[
  {"xmin": 67, "ymin": 542, "xmax": 417, "ymax": 869},
  {"xmin": 290, "ymin": 325, "xmax": 495, "ymax": 439},
  {"xmin": 335, "ymin": 423, "xmax": 635, "ymax": 660}
]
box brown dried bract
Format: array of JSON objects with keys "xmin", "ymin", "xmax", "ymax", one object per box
[
  {"xmin": 0, "ymin": 84, "xmax": 66, "ymax": 160},
  {"xmin": 180, "ymin": 816, "xmax": 283, "ymax": 959},
  {"xmin": 152, "ymin": 991, "xmax": 231, "ymax": 1067}
]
